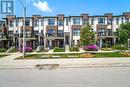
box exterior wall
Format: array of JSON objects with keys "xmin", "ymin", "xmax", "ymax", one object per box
[{"xmin": 2, "ymin": 12, "xmax": 130, "ymax": 49}]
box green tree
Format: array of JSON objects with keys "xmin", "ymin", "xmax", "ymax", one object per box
[
  {"xmin": 116, "ymin": 29, "xmax": 128, "ymax": 45},
  {"xmin": 120, "ymin": 22, "xmax": 130, "ymax": 35},
  {"xmin": 80, "ymin": 24, "xmax": 96, "ymax": 46}
]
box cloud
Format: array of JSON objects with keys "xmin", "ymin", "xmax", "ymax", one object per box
[{"xmin": 33, "ymin": 0, "xmax": 52, "ymax": 12}]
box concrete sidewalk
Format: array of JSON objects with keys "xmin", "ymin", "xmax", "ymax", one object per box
[{"xmin": 1, "ymin": 53, "xmax": 130, "ymax": 69}]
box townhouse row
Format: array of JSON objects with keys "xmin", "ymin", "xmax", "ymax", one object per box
[{"xmin": 0, "ymin": 12, "xmax": 130, "ymax": 49}]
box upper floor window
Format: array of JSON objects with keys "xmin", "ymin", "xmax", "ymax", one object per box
[
  {"xmin": 25, "ymin": 20, "xmax": 30, "ymax": 26},
  {"xmin": 116, "ymin": 18, "xmax": 119, "ymax": 25},
  {"xmin": 48, "ymin": 19, "xmax": 55, "ymax": 26},
  {"xmin": 98, "ymin": 18, "xmax": 105, "ymax": 24},
  {"xmin": 41, "ymin": 19, "xmax": 44, "ymax": 26},
  {"xmin": 34, "ymin": 20, "xmax": 39, "ymax": 27},
  {"xmin": 16, "ymin": 20, "xmax": 19, "ymax": 27},
  {"xmin": 121, "ymin": 18, "xmax": 124, "ymax": 23},
  {"xmin": 73, "ymin": 18, "xmax": 80, "ymax": 25},
  {"xmin": 9, "ymin": 21, "xmax": 13, "ymax": 27},
  {"xmin": 73, "ymin": 29, "xmax": 80, "ymax": 36},
  {"xmin": 125, "ymin": 18, "xmax": 129, "ymax": 23},
  {"xmin": 47, "ymin": 29, "xmax": 55, "ymax": 37},
  {"xmin": 66, "ymin": 19, "xmax": 69, "ymax": 26},
  {"xmin": 58, "ymin": 20, "xmax": 63, "ymax": 26},
  {"xmin": 91, "ymin": 19, "xmax": 94, "ymax": 25},
  {"xmin": 83, "ymin": 19, "xmax": 88, "ymax": 25},
  {"xmin": 97, "ymin": 28, "xmax": 106, "ymax": 36},
  {"xmin": 107, "ymin": 19, "xmax": 112, "ymax": 25}
]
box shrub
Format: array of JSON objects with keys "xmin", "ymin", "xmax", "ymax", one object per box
[
  {"xmin": 70, "ymin": 46, "xmax": 79, "ymax": 52},
  {"xmin": 112, "ymin": 45, "xmax": 127, "ymax": 50},
  {"xmin": 9, "ymin": 48, "xmax": 18, "ymax": 53},
  {"xmin": 119, "ymin": 52, "xmax": 130, "ymax": 57},
  {"xmin": 80, "ymin": 53, "xmax": 94, "ymax": 58},
  {"xmin": 83, "ymin": 45, "xmax": 98, "ymax": 51},
  {"xmin": 0, "ymin": 48, "xmax": 7, "ymax": 53},
  {"xmin": 53, "ymin": 47, "xmax": 64, "ymax": 52},
  {"xmin": 101, "ymin": 48, "xmax": 112, "ymax": 51},
  {"xmin": 20, "ymin": 47, "xmax": 33, "ymax": 52}
]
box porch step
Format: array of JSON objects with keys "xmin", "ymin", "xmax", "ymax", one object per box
[{"xmin": 65, "ymin": 45, "xmax": 70, "ymax": 52}]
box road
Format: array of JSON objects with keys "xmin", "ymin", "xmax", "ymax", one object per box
[{"xmin": 0, "ymin": 67, "xmax": 130, "ymax": 87}]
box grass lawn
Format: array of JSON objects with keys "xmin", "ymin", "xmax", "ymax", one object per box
[
  {"xmin": 94, "ymin": 52, "xmax": 128, "ymax": 58},
  {"xmin": 0, "ymin": 55, "xmax": 8, "ymax": 58},
  {"xmin": 16, "ymin": 52, "xmax": 130, "ymax": 60}
]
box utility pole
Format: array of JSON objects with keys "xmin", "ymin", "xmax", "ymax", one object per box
[{"xmin": 19, "ymin": 0, "xmax": 26, "ymax": 58}]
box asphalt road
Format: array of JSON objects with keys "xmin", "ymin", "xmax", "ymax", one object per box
[{"xmin": 0, "ymin": 67, "xmax": 130, "ymax": 87}]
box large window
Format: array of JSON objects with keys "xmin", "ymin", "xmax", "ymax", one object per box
[
  {"xmin": 58, "ymin": 30, "xmax": 64, "ymax": 37},
  {"xmin": 91, "ymin": 19, "xmax": 94, "ymax": 25},
  {"xmin": 83, "ymin": 19, "xmax": 88, "ymax": 25},
  {"xmin": 34, "ymin": 20, "xmax": 39, "ymax": 27},
  {"xmin": 107, "ymin": 19, "xmax": 112, "ymax": 25},
  {"xmin": 47, "ymin": 29, "xmax": 55, "ymax": 37},
  {"xmin": 41, "ymin": 19, "xmax": 44, "ymax": 26},
  {"xmin": 48, "ymin": 19, "xmax": 55, "ymax": 26},
  {"xmin": 73, "ymin": 29, "xmax": 80, "ymax": 36},
  {"xmin": 58, "ymin": 20, "xmax": 63, "ymax": 26},
  {"xmin": 66, "ymin": 19, "xmax": 69, "ymax": 26},
  {"xmin": 98, "ymin": 29, "xmax": 106, "ymax": 36},
  {"xmin": 16, "ymin": 20, "xmax": 19, "ymax": 27},
  {"xmin": 125, "ymin": 18, "xmax": 129, "ymax": 23},
  {"xmin": 9, "ymin": 21, "xmax": 13, "ymax": 27},
  {"xmin": 116, "ymin": 18, "xmax": 119, "ymax": 25},
  {"xmin": 73, "ymin": 18, "xmax": 80, "ymax": 25},
  {"xmin": 25, "ymin": 20, "xmax": 30, "ymax": 26},
  {"xmin": 98, "ymin": 18, "xmax": 105, "ymax": 24}
]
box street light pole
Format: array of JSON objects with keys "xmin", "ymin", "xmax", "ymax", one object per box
[
  {"xmin": 23, "ymin": 6, "xmax": 26, "ymax": 58},
  {"xmin": 19, "ymin": 0, "xmax": 26, "ymax": 58}
]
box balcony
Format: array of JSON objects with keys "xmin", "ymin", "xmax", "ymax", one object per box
[
  {"xmin": 46, "ymin": 33, "xmax": 64, "ymax": 40},
  {"xmin": 97, "ymin": 32, "xmax": 115, "ymax": 38}
]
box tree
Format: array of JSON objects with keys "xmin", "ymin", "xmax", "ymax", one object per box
[
  {"xmin": 116, "ymin": 29, "xmax": 128, "ymax": 46},
  {"xmin": 120, "ymin": 22, "xmax": 130, "ymax": 35},
  {"xmin": 80, "ymin": 24, "xmax": 96, "ymax": 46}
]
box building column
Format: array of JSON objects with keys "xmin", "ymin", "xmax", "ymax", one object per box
[
  {"xmin": 100, "ymin": 39, "xmax": 102, "ymax": 48},
  {"xmin": 49, "ymin": 40, "xmax": 52, "ymax": 49},
  {"xmin": 38, "ymin": 35, "xmax": 41, "ymax": 46},
  {"xmin": 44, "ymin": 38, "xmax": 46, "ymax": 48}
]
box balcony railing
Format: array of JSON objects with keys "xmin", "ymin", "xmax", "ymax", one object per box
[{"xmin": 46, "ymin": 33, "xmax": 64, "ymax": 37}]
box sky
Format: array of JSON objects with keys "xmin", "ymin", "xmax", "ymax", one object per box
[{"xmin": 1, "ymin": 0, "xmax": 130, "ymax": 17}]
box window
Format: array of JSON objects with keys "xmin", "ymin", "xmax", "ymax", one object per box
[
  {"xmin": 47, "ymin": 29, "xmax": 55, "ymax": 37},
  {"xmin": 34, "ymin": 30, "xmax": 38, "ymax": 34},
  {"xmin": 66, "ymin": 19, "xmax": 69, "ymax": 26},
  {"xmin": 107, "ymin": 29, "xmax": 112, "ymax": 36},
  {"xmin": 121, "ymin": 18, "xmax": 124, "ymax": 23},
  {"xmin": 59, "ymin": 20, "xmax": 63, "ymax": 26},
  {"xmin": 16, "ymin": 20, "xmax": 19, "ymax": 27},
  {"xmin": 73, "ymin": 29, "xmax": 80, "ymax": 36},
  {"xmin": 48, "ymin": 19, "xmax": 55, "ymax": 26},
  {"xmin": 125, "ymin": 18, "xmax": 129, "ymax": 23},
  {"xmin": 116, "ymin": 18, "xmax": 119, "ymax": 25},
  {"xmin": 25, "ymin": 30, "xmax": 30, "ymax": 37},
  {"xmin": 107, "ymin": 19, "xmax": 112, "ymax": 25},
  {"xmin": 91, "ymin": 19, "xmax": 94, "ymax": 25},
  {"xmin": 25, "ymin": 20, "xmax": 30, "ymax": 26},
  {"xmin": 98, "ymin": 29, "xmax": 106, "ymax": 36},
  {"xmin": 9, "ymin": 21, "xmax": 13, "ymax": 27},
  {"xmin": 41, "ymin": 19, "xmax": 44, "ymax": 26},
  {"xmin": 58, "ymin": 30, "xmax": 64, "ymax": 37},
  {"xmin": 73, "ymin": 18, "xmax": 80, "ymax": 25},
  {"xmin": 98, "ymin": 18, "xmax": 105, "ymax": 24},
  {"xmin": 83, "ymin": 19, "xmax": 88, "ymax": 25},
  {"xmin": 34, "ymin": 20, "xmax": 39, "ymax": 27}
]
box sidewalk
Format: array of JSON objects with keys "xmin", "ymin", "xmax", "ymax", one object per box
[{"xmin": 1, "ymin": 53, "xmax": 130, "ymax": 69}]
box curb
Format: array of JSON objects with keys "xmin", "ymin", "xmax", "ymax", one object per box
[{"xmin": 1, "ymin": 63, "xmax": 130, "ymax": 69}]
